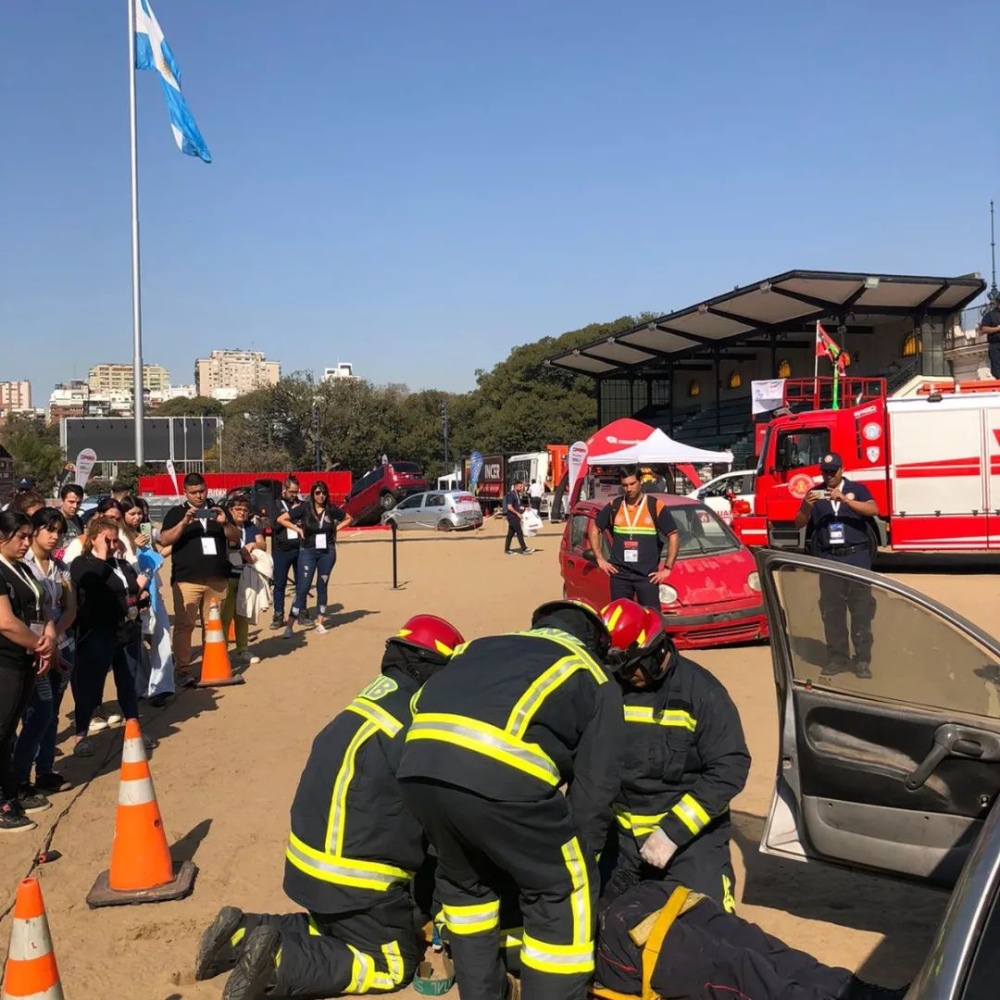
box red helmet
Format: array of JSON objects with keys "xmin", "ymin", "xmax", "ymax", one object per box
[
  {"xmin": 388, "ymin": 614, "xmax": 465, "ymax": 661},
  {"xmin": 531, "ymin": 599, "xmax": 611, "ymax": 661},
  {"xmin": 601, "ymin": 600, "xmax": 671, "ymax": 680}
]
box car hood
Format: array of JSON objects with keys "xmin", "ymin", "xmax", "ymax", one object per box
[{"xmin": 669, "ymin": 551, "xmax": 758, "ymax": 606}]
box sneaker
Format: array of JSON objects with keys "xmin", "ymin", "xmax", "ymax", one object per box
[
  {"xmin": 33, "ymin": 772, "xmax": 68, "ymax": 793},
  {"xmin": 222, "ymin": 925, "xmax": 280, "ymax": 1000},
  {"xmin": 520, "ymin": 548, "xmax": 536, "ymax": 555},
  {"xmin": 234, "ymin": 650, "xmax": 261, "ymax": 666},
  {"xmin": 195, "ymin": 905, "xmax": 245, "ymax": 981},
  {"xmin": 313, "ymin": 622, "xmax": 328, "ymax": 635},
  {"xmin": 855, "ymin": 660, "xmax": 873, "ymax": 679},
  {"xmin": 149, "ymin": 693, "xmax": 171, "ymax": 708},
  {"xmin": 142, "ymin": 733, "xmax": 156, "ymax": 752},
  {"xmin": 0, "ymin": 799, "xmax": 36, "ymax": 834},
  {"xmin": 504, "ymin": 551, "xmax": 515, "ymax": 556},
  {"xmin": 820, "ymin": 655, "xmax": 850, "ymax": 677},
  {"xmin": 299, "ymin": 609, "xmax": 312, "ymax": 622},
  {"xmin": 106, "ymin": 712, "xmax": 124, "ymax": 727},
  {"xmin": 88, "ymin": 715, "xmax": 109, "ymax": 733},
  {"xmin": 269, "ymin": 614, "xmax": 284, "ymax": 630},
  {"xmin": 16, "ymin": 786, "xmax": 50, "ymax": 814},
  {"xmin": 282, "ymin": 625, "xmax": 294, "ymax": 640}
]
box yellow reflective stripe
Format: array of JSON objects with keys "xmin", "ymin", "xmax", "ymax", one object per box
[
  {"xmin": 520, "ymin": 933, "xmax": 594, "ymax": 975},
  {"xmin": 613, "ymin": 805, "xmax": 666, "ymax": 838},
  {"xmin": 328, "ymin": 720, "xmax": 380, "ymax": 856},
  {"xmin": 342, "ymin": 941, "xmax": 405, "ymax": 993},
  {"xmin": 346, "ymin": 945, "xmax": 376, "ymax": 993},
  {"xmin": 520, "ymin": 628, "xmax": 607, "ymax": 685},
  {"xmin": 346, "ymin": 697, "xmax": 403, "ymax": 737},
  {"xmin": 623, "ymin": 705, "xmax": 697, "ymax": 731},
  {"xmin": 406, "ymin": 714, "xmax": 560, "ymax": 786},
  {"xmin": 561, "ymin": 837, "xmax": 591, "ymax": 947},
  {"xmin": 507, "ymin": 654, "xmax": 602, "ymax": 737},
  {"xmin": 442, "ymin": 900, "xmax": 500, "ymax": 936},
  {"xmin": 286, "ymin": 831, "xmax": 413, "ymax": 891},
  {"xmin": 612, "ymin": 526, "xmax": 657, "ymax": 535},
  {"xmin": 380, "ymin": 941, "xmax": 405, "ymax": 986},
  {"xmin": 672, "ymin": 793, "xmax": 710, "ymax": 834},
  {"xmin": 501, "ymin": 926, "xmax": 523, "ymax": 952}
]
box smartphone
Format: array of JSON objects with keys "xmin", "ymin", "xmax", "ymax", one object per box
[
  {"xmin": 194, "ymin": 507, "xmax": 214, "ymax": 520},
  {"xmin": 140, "ymin": 521, "xmax": 153, "ymax": 538}
]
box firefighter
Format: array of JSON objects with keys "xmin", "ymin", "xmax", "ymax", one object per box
[
  {"xmin": 794, "ymin": 451, "xmax": 878, "ymax": 679},
  {"xmin": 599, "ymin": 599, "xmax": 750, "ymax": 913},
  {"xmin": 588, "ymin": 465, "xmax": 679, "ymax": 611},
  {"xmin": 194, "ymin": 614, "xmax": 466, "ymax": 1000},
  {"xmin": 397, "ymin": 599, "xmax": 627, "ymax": 1000},
  {"xmin": 594, "ymin": 879, "xmax": 908, "ymax": 1000}
]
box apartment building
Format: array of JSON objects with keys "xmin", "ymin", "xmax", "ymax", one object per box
[{"xmin": 195, "ymin": 350, "xmax": 280, "ymax": 397}]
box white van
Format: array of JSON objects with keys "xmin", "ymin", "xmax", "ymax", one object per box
[{"xmin": 687, "ymin": 470, "xmax": 755, "ymax": 522}]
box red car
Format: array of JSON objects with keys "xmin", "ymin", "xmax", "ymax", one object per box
[
  {"xmin": 342, "ymin": 462, "xmax": 430, "ymax": 526},
  {"xmin": 559, "ymin": 495, "xmax": 769, "ymax": 649}
]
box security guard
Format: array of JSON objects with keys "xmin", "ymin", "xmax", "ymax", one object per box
[
  {"xmin": 397, "ymin": 599, "xmax": 627, "ymax": 1000},
  {"xmin": 599, "ymin": 599, "xmax": 750, "ymax": 913},
  {"xmin": 794, "ymin": 451, "xmax": 878, "ymax": 679},
  {"xmin": 588, "ymin": 465, "xmax": 679, "ymax": 610},
  {"xmin": 981, "ymin": 291, "xmax": 1000, "ymax": 378},
  {"xmin": 194, "ymin": 614, "xmax": 466, "ymax": 1000},
  {"xmin": 594, "ymin": 880, "xmax": 908, "ymax": 1000}
]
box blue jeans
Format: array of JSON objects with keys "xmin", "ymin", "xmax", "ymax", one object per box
[
  {"xmin": 12, "ymin": 648, "xmax": 72, "ymax": 784},
  {"xmin": 291, "ymin": 548, "xmax": 336, "ymax": 619},
  {"xmin": 72, "ymin": 630, "xmax": 140, "ymax": 737},
  {"xmin": 272, "ymin": 547, "xmax": 299, "ymax": 619}
]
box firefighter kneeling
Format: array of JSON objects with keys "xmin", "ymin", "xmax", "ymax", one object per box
[
  {"xmin": 397, "ymin": 599, "xmax": 627, "ymax": 1000},
  {"xmin": 194, "ymin": 614, "xmax": 465, "ymax": 1000}
]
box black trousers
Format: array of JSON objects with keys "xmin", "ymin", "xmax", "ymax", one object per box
[
  {"xmin": 989, "ymin": 339, "xmax": 1000, "ymax": 379},
  {"xmin": 504, "ymin": 521, "xmax": 526, "ymax": 552},
  {"xmin": 818, "ymin": 570, "xmax": 875, "ymax": 664},
  {"xmin": 240, "ymin": 889, "xmax": 421, "ymax": 997},
  {"xmin": 609, "ymin": 574, "xmax": 661, "ymax": 611},
  {"xmin": 600, "ymin": 821, "xmax": 737, "ymax": 914},
  {"xmin": 596, "ymin": 882, "xmax": 853, "ymax": 1000},
  {"xmin": 400, "ymin": 780, "xmax": 596, "ymax": 1000},
  {"xmin": 0, "ymin": 665, "xmax": 35, "ymax": 800}
]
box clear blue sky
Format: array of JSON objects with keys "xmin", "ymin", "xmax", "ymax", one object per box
[{"xmin": 2, "ymin": 0, "xmax": 995, "ymax": 400}]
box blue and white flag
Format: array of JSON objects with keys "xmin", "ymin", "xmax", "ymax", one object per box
[{"xmin": 134, "ymin": 0, "xmax": 212, "ymax": 163}]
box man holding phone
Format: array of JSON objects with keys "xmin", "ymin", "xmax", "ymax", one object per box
[
  {"xmin": 160, "ymin": 473, "xmax": 240, "ymax": 686},
  {"xmin": 794, "ymin": 453, "xmax": 879, "ymax": 679}
]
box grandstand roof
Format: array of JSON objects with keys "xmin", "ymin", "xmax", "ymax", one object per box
[{"xmin": 545, "ymin": 269, "xmax": 986, "ymax": 378}]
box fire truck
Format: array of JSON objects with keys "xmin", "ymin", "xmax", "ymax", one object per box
[{"xmin": 735, "ymin": 375, "xmax": 1000, "ymax": 554}]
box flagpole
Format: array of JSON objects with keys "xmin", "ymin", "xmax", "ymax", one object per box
[
  {"xmin": 814, "ymin": 321, "xmax": 820, "ymax": 380},
  {"xmin": 128, "ymin": 0, "xmax": 145, "ymax": 468}
]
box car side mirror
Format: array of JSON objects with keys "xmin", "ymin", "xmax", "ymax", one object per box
[
  {"xmin": 582, "ymin": 549, "xmax": 598, "ymax": 564},
  {"xmin": 696, "ymin": 489, "xmax": 707, "ymax": 500}
]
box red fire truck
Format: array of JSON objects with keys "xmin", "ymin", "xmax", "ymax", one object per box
[{"xmin": 734, "ymin": 375, "xmax": 1000, "ymax": 554}]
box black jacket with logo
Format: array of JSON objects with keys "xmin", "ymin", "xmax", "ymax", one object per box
[
  {"xmin": 283, "ymin": 661, "xmax": 425, "ymax": 915},
  {"xmin": 397, "ymin": 628, "xmax": 625, "ymax": 858}
]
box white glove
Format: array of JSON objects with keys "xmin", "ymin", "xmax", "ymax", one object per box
[{"xmin": 639, "ymin": 828, "xmax": 678, "ymax": 869}]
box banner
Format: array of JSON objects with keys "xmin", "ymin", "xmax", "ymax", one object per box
[
  {"xmin": 750, "ymin": 379, "xmax": 787, "ymax": 415},
  {"xmin": 567, "ymin": 441, "xmax": 588, "ymax": 501},
  {"xmin": 166, "ymin": 460, "xmax": 180, "ymax": 495},
  {"xmin": 469, "ymin": 451, "xmax": 484, "ymax": 493},
  {"xmin": 74, "ymin": 448, "xmax": 97, "ymax": 488}
]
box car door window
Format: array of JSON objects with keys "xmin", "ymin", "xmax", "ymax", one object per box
[
  {"xmin": 426, "ymin": 495, "xmax": 445, "ymax": 508},
  {"xmin": 773, "ymin": 561, "xmax": 1000, "ymax": 717},
  {"xmin": 777, "ymin": 429, "xmax": 830, "ymax": 471},
  {"xmin": 396, "ymin": 495, "xmax": 422, "ymax": 511},
  {"xmin": 570, "ymin": 515, "xmax": 590, "ymax": 550},
  {"xmin": 962, "ymin": 881, "xmax": 1000, "ymax": 998}
]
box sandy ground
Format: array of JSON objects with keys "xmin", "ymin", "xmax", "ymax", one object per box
[{"xmin": 2, "ymin": 520, "xmax": 998, "ymax": 998}]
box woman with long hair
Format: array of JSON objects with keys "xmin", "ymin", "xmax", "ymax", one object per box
[
  {"xmin": 70, "ymin": 516, "xmax": 149, "ymax": 757},
  {"xmin": 118, "ymin": 495, "xmax": 153, "ymax": 565},
  {"xmin": 222, "ymin": 493, "xmax": 264, "ymax": 667},
  {"xmin": 12, "ymin": 508, "xmax": 76, "ymax": 797},
  {"xmin": 277, "ymin": 481, "xmax": 352, "ymax": 638},
  {"xmin": 0, "ymin": 511, "xmax": 55, "ymax": 832}
]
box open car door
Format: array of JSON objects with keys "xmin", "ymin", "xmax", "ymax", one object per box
[{"xmin": 757, "ymin": 549, "xmax": 1000, "ymax": 888}]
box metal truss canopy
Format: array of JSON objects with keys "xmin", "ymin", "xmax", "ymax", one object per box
[{"xmin": 545, "ymin": 269, "xmax": 985, "ymax": 377}]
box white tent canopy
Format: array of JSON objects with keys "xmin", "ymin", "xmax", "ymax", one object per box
[{"xmin": 592, "ymin": 427, "xmax": 732, "ymax": 466}]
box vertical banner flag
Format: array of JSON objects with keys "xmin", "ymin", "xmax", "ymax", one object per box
[
  {"xmin": 134, "ymin": 0, "xmax": 212, "ymax": 162},
  {"xmin": 750, "ymin": 379, "xmax": 787, "ymax": 415},
  {"xmin": 166, "ymin": 460, "xmax": 180, "ymax": 495},
  {"xmin": 74, "ymin": 449, "xmax": 98, "ymax": 488},
  {"xmin": 568, "ymin": 441, "xmax": 589, "ymax": 503},
  {"xmin": 469, "ymin": 452, "xmax": 484, "ymax": 493}
]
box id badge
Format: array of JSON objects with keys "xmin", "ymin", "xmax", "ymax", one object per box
[
  {"xmin": 827, "ymin": 522, "xmax": 846, "ymax": 546},
  {"xmin": 201, "ymin": 537, "xmax": 218, "ymax": 555},
  {"xmin": 623, "ymin": 541, "xmax": 639, "ymax": 564},
  {"xmin": 30, "ymin": 622, "xmax": 45, "ymax": 637},
  {"xmin": 314, "ymin": 533, "xmax": 328, "ymax": 550}
]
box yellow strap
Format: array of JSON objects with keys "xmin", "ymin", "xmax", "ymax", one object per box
[{"xmin": 640, "ymin": 887, "xmax": 689, "ymax": 1000}]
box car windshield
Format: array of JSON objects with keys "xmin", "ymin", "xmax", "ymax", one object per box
[
  {"xmin": 672, "ymin": 504, "xmax": 740, "ymax": 557},
  {"xmin": 393, "ymin": 463, "xmax": 423, "ymax": 475}
]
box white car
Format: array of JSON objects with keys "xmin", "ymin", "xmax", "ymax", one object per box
[
  {"xmin": 381, "ymin": 491, "xmax": 483, "ymax": 532},
  {"xmin": 689, "ymin": 470, "xmax": 756, "ymax": 521}
]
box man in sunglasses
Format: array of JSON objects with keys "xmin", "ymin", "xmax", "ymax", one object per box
[{"xmin": 794, "ymin": 452, "xmax": 879, "ymax": 679}]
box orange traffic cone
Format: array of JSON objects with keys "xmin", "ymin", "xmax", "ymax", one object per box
[
  {"xmin": 197, "ymin": 601, "xmax": 244, "ymax": 688},
  {"xmin": 1, "ymin": 878, "xmax": 63, "ymax": 1000},
  {"xmin": 227, "ymin": 616, "xmax": 236, "ymax": 643},
  {"xmin": 86, "ymin": 720, "xmax": 196, "ymax": 908}
]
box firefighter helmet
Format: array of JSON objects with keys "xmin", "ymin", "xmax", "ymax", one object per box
[
  {"xmin": 388, "ymin": 614, "xmax": 465, "ymax": 661},
  {"xmin": 601, "ymin": 600, "xmax": 672, "ymax": 681},
  {"xmin": 531, "ymin": 599, "xmax": 611, "ymax": 661}
]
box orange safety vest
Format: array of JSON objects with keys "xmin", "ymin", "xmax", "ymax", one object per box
[{"xmin": 611, "ymin": 496, "xmax": 660, "ymax": 540}]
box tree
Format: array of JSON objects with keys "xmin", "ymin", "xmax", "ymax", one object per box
[
  {"xmin": 155, "ymin": 396, "xmax": 225, "ymax": 418},
  {"xmin": 0, "ymin": 414, "xmax": 63, "ymax": 491}
]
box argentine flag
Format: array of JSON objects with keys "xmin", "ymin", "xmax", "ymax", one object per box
[{"xmin": 134, "ymin": 0, "xmax": 212, "ymax": 163}]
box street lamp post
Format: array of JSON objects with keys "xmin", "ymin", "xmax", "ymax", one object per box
[{"xmin": 441, "ymin": 400, "xmax": 449, "ymax": 470}]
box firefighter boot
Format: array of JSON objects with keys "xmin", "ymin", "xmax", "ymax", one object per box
[
  {"xmin": 222, "ymin": 925, "xmax": 280, "ymax": 1000},
  {"xmin": 843, "ymin": 978, "xmax": 909, "ymax": 1000},
  {"xmin": 195, "ymin": 905, "xmax": 245, "ymax": 980}
]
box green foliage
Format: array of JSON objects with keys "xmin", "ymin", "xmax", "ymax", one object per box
[
  {"xmin": 0, "ymin": 414, "xmax": 64, "ymax": 491},
  {"xmin": 154, "ymin": 395, "xmax": 225, "ymax": 417}
]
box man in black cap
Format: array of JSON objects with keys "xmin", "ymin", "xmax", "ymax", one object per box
[
  {"xmin": 794, "ymin": 453, "xmax": 878, "ymax": 678},
  {"xmin": 981, "ymin": 292, "xmax": 1000, "ymax": 378}
]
